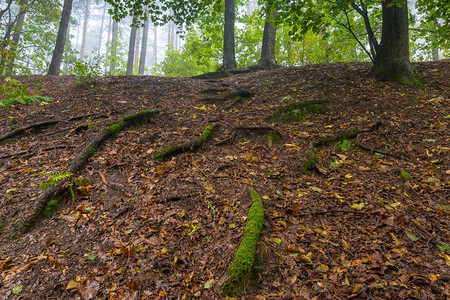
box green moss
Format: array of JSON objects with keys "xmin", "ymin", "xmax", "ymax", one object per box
[
  {"xmin": 222, "ymin": 190, "xmax": 264, "ymax": 297},
  {"xmin": 87, "ymin": 146, "xmax": 97, "ymax": 155},
  {"xmin": 268, "ymin": 99, "xmax": 329, "ymax": 122},
  {"xmin": 42, "ymin": 199, "xmax": 59, "ymax": 217},
  {"xmin": 152, "ymin": 147, "xmax": 176, "ymax": 161},
  {"xmin": 337, "ymin": 129, "xmax": 361, "ymax": 140},
  {"xmin": 199, "ymin": 125, "xmax": 214, "ymax": 142},
  {"xmin": 300, "ymin": 152, "xmax": 318, "ymax": 174},
  {"xmin": 336, "ymin": 139, "xmax": 355, "ymax": 152},
  {"xmin": 267, "ymin": 130, "xmax": 281, "ymax": 144},
  {"xmin": 105, "ymin": 123, "xmax": 123, "ymax": 134},
  {"xmin": 123, "ymin": 109, "xmax": 159, "ymax": 122},
  {"xmin": 72, "ymin": 176, "xmax": 91, "ymax": 187}
]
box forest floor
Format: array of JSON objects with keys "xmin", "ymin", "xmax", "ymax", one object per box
[{"xmin": 0, "ymin": 61, "xmax": 449, "ymax": 299}]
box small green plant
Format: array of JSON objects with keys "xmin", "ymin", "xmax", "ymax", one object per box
[
  {"xmin": 42, "ymin": 199, "xmax": 59, "ymax": 217},
  {"xmin": 72, "ymin": 59, "xmax": 102, "ymax": 87},
  {"xmin": 40, "ymin": 171, "xmax": 73, "ymax": 190},
  {"xmin": 268, "ymin": 99, "xmax": 329, "ymax": 122},
  {"xmin": 0, "ymin": 77, "xmax": 52, "ymax": 108},
  {"xmin": 336, "ymin": 139, "xmax": 354, "ymax": 152},
  {"xmin": 400, "ymin": 170, "xmax": 412, "ymax": 180}
]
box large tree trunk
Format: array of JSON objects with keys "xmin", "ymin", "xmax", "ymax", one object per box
[
  {"xmin": 257, "ymin": 10, "xmax": 278, "ymax": 69},
  {"xmin": 79, "ymin": 0, "xmax": 90, "ymax": 59},
  {"xmin": 375, "ymin": 0, "xmax": 416, "ymax": 84},
  {"xmin": 138, "ymin": 8, "xmax": 149, "ymax": 75},
  {"xmin": 109, "ymin": 19, "xmax": 118, "ymax": 74},
  {"xmin": 126, "ymin": 25, "xmax": 137, "ymax": 75},
  {"xmin": 219, "ymin": 0, "xmax": 237, "ymax": 70},
  {"xmin": 48, "ymin": 0, "xmax": 73, "ymax": 75}
]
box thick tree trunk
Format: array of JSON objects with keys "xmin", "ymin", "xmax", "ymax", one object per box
[
  {"xmin": 109, "ymin": 19, "xmax": 118, "ymax": 74},
  {"xmin": 138, "ymin": 9, "xmax": 149, "ymax": 75},
  {"xmin": 257, "ymin": 10, "xmax": 278, "ymax": 69},
  {"xmin": 48, "ymin": 0, "xmax": 73, "ymax": 75},
  {"xmin": 375, "ymin": 0, "xmax": 416, "ymax": 83},
  {"xmin": 79, "ymin": 0, "xmax": 90, "ymax": 59},
  {"xmin": 126, "ymin": 25, "xmax": 137, "ymax": 75},
  {"xmin": 219, "ymin": 0, "xmax": 237, "ymax": 70}
]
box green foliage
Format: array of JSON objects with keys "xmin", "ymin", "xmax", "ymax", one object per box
[
  {"xmin": 336, "ymin": 139, "xmax": 355, "ymax": 152},
  {"xmin": 199, "ymin": 125, "xmax": 214, "ymax": 142},
  {"xmin": 267, "ymin": 130, "xmax": 281, "ymax": 144},
  {"xmin": 400, "ymin": 170, "xmax": 412, "ymax": 180},
  {"xmin": 72, "ymin": 59, "xmax": 102, "ymax": 86},
  {"xmin": 105, "ymin": 123, "xmax": 123, "ymax": 134},
  {"xmin": 152, "ymin": 147, "xmax": 176, "ymax": 162},
  {"xmin": 42, "ymin": 199, "xmax": 59, "ymax": 217},
  {"xmin": 39, "ymin": 171, "xmax": 73, "ymax": 190},
  {"xmin": 0, "ymin": 77, "xmax": 52, "ymax": 108},
  {"xmin": 222, "ymin": 190, "xmax": 264, "ymax": 297}
]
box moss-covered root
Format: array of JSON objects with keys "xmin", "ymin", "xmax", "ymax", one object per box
[
  {"xmin": 153, "ymin": 124, "xmax": 215, "ymax": 161},
  {"xmin": 222, "ymin": 190, "xmax": 264, "ymax": 297}
]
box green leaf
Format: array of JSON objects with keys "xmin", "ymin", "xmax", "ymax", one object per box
[
  {"xmin": 87, "ymin": 253, "xmax": 96, "ymax": 260},
  {"xmin": 204, "ymin": 278, "xmax": 215, "ymax": 289},
  {"xmin": 406, "ymin": 230, "xmax": 418, "ymax": 242},
  {"xmin": 12, "ymin": 285, "xmax": 23, "ymax": 295},
  {"xmin": 400, "ymin": 170, "xmax": 412, "ymax": 180},
  {"xmin": 274, "ymin": 238, "xmax": 282, "ymax": 244},
  {"xmin": 437, "ymin": 242, "xmax": 450, "ymax": 252}
]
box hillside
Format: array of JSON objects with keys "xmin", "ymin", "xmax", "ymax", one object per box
[{"xmin": 0, "ymin": 61, "xmax": 449, "ymax": 299}]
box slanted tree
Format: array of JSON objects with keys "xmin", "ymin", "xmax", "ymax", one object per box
[{"xmin": 48, "ymin": 0, "xmax": 73, "ymax": 75}]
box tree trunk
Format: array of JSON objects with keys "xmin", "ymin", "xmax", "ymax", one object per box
[
  {"xmin": 109, "ymin": 19, "xmax": 118, "ymax": 74},
  {"xmin": 375, "ymin": 0, "xmax": 416, "ymax": 84},
  {"xmin": 257, "ymin": 10, "xmax": 278, "ymax": 69},
  {"xmin": 219, "ymin": 0, "xmax": 237, "ymax": 70},
  {"xmin": 48, "ymin": 0, "xmax": 73, "ymax": 75},
  {"xmin": 126, "ymin": 25, "xmax": 137, "ymax": 75},
  {"xmin": 153, "ymin": 24, "xmax": 157, "ymax": 66},
  {"xmin": 135, "ymin": 27, "xmax": 140, "ymax": 60},
  {"xmin": 97, "ymin": 2, "xmax": 107, "ymax": 56},
  {"xmin": 138, "ymin": 8, "xmax": 149, "ymax": 75},
  {"xmin": 79, "ymin": 0, "xmax": 90, "ymax": 59},
  {"xmin": 6, "ymin": 0, "xmax": 27, "ymax": 74}
]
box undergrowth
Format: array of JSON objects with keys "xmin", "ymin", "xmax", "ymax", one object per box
[{"xmin": 0, "ymin": 77, "xmax": 52, "ymax": 108}]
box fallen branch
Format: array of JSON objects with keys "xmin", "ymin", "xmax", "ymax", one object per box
[
  {"xmin": 20, "ymin": 110, "xmax": 159, "ymax": 231},
  {"xmin": 152, "ymin": 124, "xmax": 217, "ymax": 161}
]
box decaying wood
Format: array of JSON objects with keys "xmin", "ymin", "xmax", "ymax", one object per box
[{"xmin": 20, "ymin": 110, "xmax": 159, "ymax": 230}]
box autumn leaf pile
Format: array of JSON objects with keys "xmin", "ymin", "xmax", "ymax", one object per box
[{"xmin": 0, "ymin": 61, "xmax": 449, "ymax": 299}]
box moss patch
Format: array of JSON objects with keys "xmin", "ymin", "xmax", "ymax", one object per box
[
  {"xmin": 152, "ymin": 147, "xmax": 176, "ymax": 162},
  {"xmin": 268, "ymin": 99, "xmax": 329, "ymax": 121},
  {"xmin": 105, "ymin": 123, "xmax": 123, "ymax": 134},
  {"xmin": 199, "ymin": 125, "xmax": 214, "ymax": 142},
  {"xmin": 267, "ymin": 129, "xmax": 281, "ymax": 145},
  {"xmin": 300, "ymin": 152, "xmax": 319, "ymax": 174},
  {"xmin": 42, "ymin": 199, "xmax": 59, "ymax": 217},
  {"xmin": 123, "ymin": 109, "xmax": 159, "ymax": 122},
  {"xmin": 222, "ymin": 190, "xmax": 264, "ymax": 297}
]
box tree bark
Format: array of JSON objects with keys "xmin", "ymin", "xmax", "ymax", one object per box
[
  {"xmin": 6, "ymin": 0, "xmax": 27, "ymax": 74},
  {"xmin": 79, "ymin": 0, "xmax": 90, "ymax": 59},
  {"xmin": 219, "ymin": 0, "xmax": 237, "ymax": 70},
  {"xmin": 109, "ymin": 19, "xmax": 118, "ymax": 74},
  {"xmin": 97, "ymin": 2, "xmax": 107, "ymax": 56},
  {"xmin": 138, "ymin": 8, "xmax": 149, "ymax": 75},
  {"xmin": 153, "ymin": 24, "xmax": 157, "ymax": 66},
  {"xmin": 375, "ymin": 0, "xmax": 416, "ymax": 83},
  {"xmin": 126, "ymin": 25, "xmax": 137, "ymax": 75},
  {"xmin": 48, "ymin": 0, "xmax": 73, "ymax": 75},
  {"xmin": 257, "ymin": 10, "xmax": 278, "ymax": 69}
]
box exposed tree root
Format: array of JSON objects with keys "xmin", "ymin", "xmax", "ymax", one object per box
[
  {"xmin": 19, "ymin": 110, "xmax": 159, "ymax": 231},
  {"xmin": 152, "ymin": 124, "xmax": 216, "ymax": 161},
  {"xmin": 354, "ymin": 141, "xmax": 406, "ymax": 160},
  {"xmin": 272, "ymin": 210, "xmax": 367, "ymax": 220},
  {"xmin": 221, "ymin": 190, "xmax": 264, "ymax": 297},
  {"xmin": 0, "ymin": 144, "xmax": 76, "ymax": 159},
  {"xmin": 0, "ymin": 114, "xmax": 99, "ymax": 143},
  {"xmin": 315, "ymin": 121, "xmax": 382, "ymax": 147},
  {"xmin": 216, "ymin": 126, "xmax": 281, "ymax": 146}
]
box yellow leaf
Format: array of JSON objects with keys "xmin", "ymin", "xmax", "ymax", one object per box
[
  {"xmin": 298, "ymin": 255, "xmax": 313, "ymax": 264},
  {"xmin": 192, "ymin": 114, "xmax": 197, "ymax": 119},
  {"xmin": 342, "ymin": 239, "xmax": 350, "ymax": 249},
  {"xmin": 439, "ymin": 253, "xmax": 450, "ymax": 266},
  {"xmin": 345, "ymin": 174, "xmax": 353, "ymax": 179},
  {"xmin": 66, "ymin": 280, "xmax": 78, "ymax": 290},
  {"xmin": 429, "ymin": 274, "xmax": 439, "ymax": 282}
]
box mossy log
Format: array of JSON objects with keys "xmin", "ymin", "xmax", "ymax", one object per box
[
  {"xmin": 152, "ymin": 124, "xmax": 216, "ymax": 161},
  {"xmin": 222, "ymin": 190, "xmax": 264, "ymax": 297},
  {"xmin": 20, "ymin": 110, "xmax": 159, "ymax": 231}
]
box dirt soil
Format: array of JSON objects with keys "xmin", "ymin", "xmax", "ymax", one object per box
[{"xmin": 0, "ymin": 61, "xmax": 449, "ymax": 299}]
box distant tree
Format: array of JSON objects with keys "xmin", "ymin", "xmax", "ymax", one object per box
[
  {"xmin": 79, "ymin": 0, "xmax": 90, "ymax": 59},
  {"xmin": 48, "ymin": 0, "xmax": 73, "ymax": 75},
  {"xmin": 126, "ymin": 22, "xmax": 137, "ymax": 75},
  {"xmin": 138, "ymin": 7, "xmax": 149, "ymax": 74}
]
